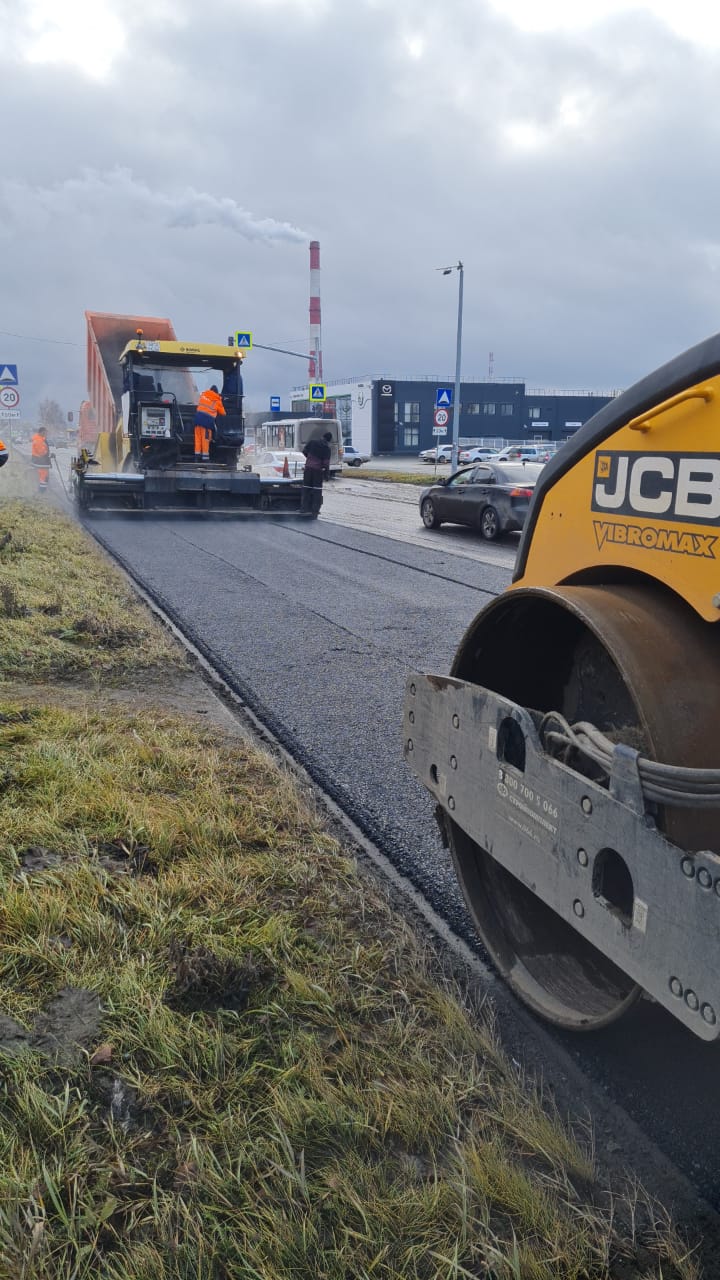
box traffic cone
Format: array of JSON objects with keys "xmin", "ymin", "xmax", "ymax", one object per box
[{"xmin": 282, "ymin": 455, "xmax": 290, "ymax": 478}]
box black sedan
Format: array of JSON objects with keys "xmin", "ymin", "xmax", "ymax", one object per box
[{"xmin": 419, "ymin": 462, "xmax": 543, "ymax": 540}]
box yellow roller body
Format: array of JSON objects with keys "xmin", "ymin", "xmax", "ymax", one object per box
[{"xmin": 516, "ymin": 378, "xmax": 720, "ymax": 618}]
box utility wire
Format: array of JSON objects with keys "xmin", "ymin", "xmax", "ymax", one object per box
[{"xmin": 0, "ymin": 329, "xmax": 78, "ymax": 347}]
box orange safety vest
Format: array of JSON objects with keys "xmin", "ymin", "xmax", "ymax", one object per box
[
  {"xmin": 0, "ymin": 439, "xmax": 7, "ymax": 468},
  {"xmin": 31, "ymin": 433, "xmax": 50, "ymax": 464},
  {"xmin": 197, "ymin": 389, "xmax": 226, "ymax": 418}
]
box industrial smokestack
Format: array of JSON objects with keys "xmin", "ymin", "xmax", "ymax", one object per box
[{"xmin": 308, "ymin": 240, "xmax": 322, "ymax": 382}]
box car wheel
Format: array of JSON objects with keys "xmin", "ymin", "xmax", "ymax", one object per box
[
  {"xmin": 421, "ymin": 497, "xmax": 441, "ymax": 529},
  {"xmin": 480, "ymin": 505, "xmax": 500, "ymax": 540}
]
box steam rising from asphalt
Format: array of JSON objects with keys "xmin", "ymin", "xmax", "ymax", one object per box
[{"xmin": 1, "ymin": 168, "xmax": 310, "ymax": 244}]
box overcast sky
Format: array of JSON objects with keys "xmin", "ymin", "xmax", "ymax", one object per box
[{"xmin": 3, "ymin": 0, "xmax": 720, "ymax": 414}]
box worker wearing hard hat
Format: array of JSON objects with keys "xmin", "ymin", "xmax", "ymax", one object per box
[
  {"xmin": 194, "ymin": 385, "xmax": 226, "ymax": 461},
  {"xmin": 31, "ymin": 427, "xmax": 51, "ymax": 492},
  {"xmin": 0, "ymin": 439, "xmax": 8, "ymax": 468}
]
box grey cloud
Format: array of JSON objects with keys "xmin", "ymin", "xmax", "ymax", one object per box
[{"xmin": 4, "ymin": 0, "xmax": 720, "ymax": 415}]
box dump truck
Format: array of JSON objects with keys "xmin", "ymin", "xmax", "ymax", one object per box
[
  {"xmin": 404, "ymin": 333, "xmax": 720, "ymax": 1042},
  {"xmin": 72, "ymin": 312, "xmax": 304, "ymax": 513}
]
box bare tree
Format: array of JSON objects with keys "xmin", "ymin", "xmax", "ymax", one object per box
[{"xmin": 38, "ymin": 398, "xmax": 65, "ymax": 430}]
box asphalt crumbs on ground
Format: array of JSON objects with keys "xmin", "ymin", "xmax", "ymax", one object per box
[{"xmin": 86, "ymin": 508, "xmax": 720, "ymax": 1220}]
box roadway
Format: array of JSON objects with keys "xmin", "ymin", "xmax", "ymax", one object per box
[{"xmin": 81, "ymin": 475, "xmax": 720, "ymax": 1224}]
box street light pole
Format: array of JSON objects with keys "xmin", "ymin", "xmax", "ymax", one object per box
[
  {"xmin": 437, "ymin": 261, "xmax": 464, "ymax": 471},
  {"xmin": 451, "ymin": 261, "xmax": 464, "ymax": 473}
]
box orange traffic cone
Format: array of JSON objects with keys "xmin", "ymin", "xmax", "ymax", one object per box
[{"xmin": 282, "ymin": 455, "xmax": 290, "ymax": 478}]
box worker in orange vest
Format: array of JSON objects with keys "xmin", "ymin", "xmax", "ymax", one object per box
[
  {"xmin": 0, "ymin": 439, "xmax": 8, "ymax": 468},
  {"xmin": 194, "ymin": 385, "xmax": 226, "ymax": 461},
  {"xmin": 31, "ymin": 427, "xmax": 51, "ymax": 491}
]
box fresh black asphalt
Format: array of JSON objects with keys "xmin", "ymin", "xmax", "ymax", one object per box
[{"xmin": 89, "ymin": 510, "xmax": 720, "ymax": 1213}]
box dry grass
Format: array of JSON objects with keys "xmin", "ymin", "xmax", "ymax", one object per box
[
  {"xmin": 0, "ymin": 496, "xmax": 180, "ymax": 681},
  {"xmin": 0, "ymin": 704, "xmax": 699, "ymax": 1280},
  {"xmin": 0, "ymin": 471, "xmax": 701, "ymax": 1279}
]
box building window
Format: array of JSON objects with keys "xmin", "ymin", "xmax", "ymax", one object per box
[
  {"xmin": 466, "ymin": 403, "xmax": 480, "ymax": 415},
  {"xmin": 404, "ymin": 401, "xmax": 420, "ymax": 423},
  {"xmin": 482, "ymin": 403, "xmax": 496, "ymax": 416},
  {"xmin": 528, "ymin": 406, "xmax": 541, "ymax": 420},
  {"xmin": 403, "ymin": 426, "xmax": 419, "ymax": 447},
  {"xmin": 500, "ymin": 403, "xmax": 513, "ymax": 416}
]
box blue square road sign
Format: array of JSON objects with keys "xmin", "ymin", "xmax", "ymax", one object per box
[
  {"xmin": 270, "ymin": 396, "xmax": 281, "ymax": 411},
  {"xmin": 0, "ymin": 365, "xmax": 18, "ymax": 385},
  {"xmin": 234, "ymin": 332, "xmax": 253, "ymax": 350},
  {"xmin": 309, "ymin": 383, "xmax": 326, "ymax": 402},
  {"xmin": 436, "ymin": 386, "xmax": 453, "ymax": 408}
]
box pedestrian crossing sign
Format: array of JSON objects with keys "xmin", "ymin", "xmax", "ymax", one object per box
[
  {"xmin": 309, "ymin": 383, "xmax": 326, "ymax": 401},
  {"xmin": 234, "ymin": 331, "xmax": 253, "ymax": 350}
]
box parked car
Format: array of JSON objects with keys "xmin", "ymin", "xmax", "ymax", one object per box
[
  {"xmin": 495, "ymin": 444, "xmax": 552, "ymax": 463},
  {"xmin": 343, "ymin": 445, "xmax": 370, "ymax": 467},
  {"xmin": 419, "ymin": 444, "xmax": 453, "ymax": 463},
  {"xmin": 419, "ymin": 462, "xmax": 543, "ymax": 540},
  {"xmin": 458, "ymin": 446, "xmax": 500, "ymax": 464},
  {"xmin": 255, "ymin": 450, "xmax": 306, "ymax": 478}
]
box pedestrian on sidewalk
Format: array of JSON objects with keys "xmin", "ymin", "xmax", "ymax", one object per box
[
  {"xmin": 194, "ymin": 385, "xmax": 226, "ymax": 461},
  {"xmin": 301, "ymin": 431, "xmax": 332, "ymax": 516},
  {"xmin": 31, "ymin": 427, "xmax": 51, "ymax": 492}
]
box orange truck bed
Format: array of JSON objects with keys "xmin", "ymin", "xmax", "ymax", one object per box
[{"xmin": 85, "ymin": 311, "xmax": 177, "ymax": 442}]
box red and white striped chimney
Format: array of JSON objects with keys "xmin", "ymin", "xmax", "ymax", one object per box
[{"xmin": 308, "ymin": 240, "xmax": 323, "ymax": 381}]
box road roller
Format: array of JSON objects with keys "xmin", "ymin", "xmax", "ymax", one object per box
[{"xmin": 404, "ymin": 334, "xmax": 720, "ymax": 1040}]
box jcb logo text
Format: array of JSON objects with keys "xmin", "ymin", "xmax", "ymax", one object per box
[{"xmin": 592, "ymin": 451, "xmax": 720, "ymax": 526}]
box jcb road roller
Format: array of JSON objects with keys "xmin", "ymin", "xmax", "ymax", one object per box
[{"xmin": 404, "ymin": 334, "xmax": 720, "ymax": 1041}]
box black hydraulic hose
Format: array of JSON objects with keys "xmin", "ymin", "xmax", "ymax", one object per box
[{"xmin": 540, "ymin": 711, "xmax": 720, "ymax": 808}]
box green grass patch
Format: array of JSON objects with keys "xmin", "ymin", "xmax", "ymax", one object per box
[
  {"xmin": 0, "ymin": 497, "xmax": 180, "ymax": 682},
  {"xmin": 341, "ymin": 469, "xmax": 432, "ymax": 486},
  {"xmin": 0, "ymin": 704, "xmax": 697, "ymax": 1279}
]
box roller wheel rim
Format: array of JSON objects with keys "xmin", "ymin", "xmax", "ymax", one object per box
[{"xmin": 447, "ymin": 582, "xmax": 720, "ymax": 1031}]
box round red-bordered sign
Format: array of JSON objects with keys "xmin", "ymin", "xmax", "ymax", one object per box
[{"xmin": 0, "ymin": 386, "xmax": 19, "ymax": 409}]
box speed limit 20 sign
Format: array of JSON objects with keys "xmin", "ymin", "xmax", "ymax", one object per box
[
  {"xmin": 433, "ymin": 407, "xmax": 449, "ymax": 429},
  {"xmin": 0, "ymin": 386, "xmax": 19, "ymax": 410}
]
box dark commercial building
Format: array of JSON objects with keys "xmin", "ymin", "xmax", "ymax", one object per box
[{"xmin": 302, "ymin": 376, "xmax": 619, "ymax": 457}]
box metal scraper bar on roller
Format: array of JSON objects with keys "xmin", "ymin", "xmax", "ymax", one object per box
[{"xmin": 404, "ymin": 672, "xmax": 720, "ymax": 1042}]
